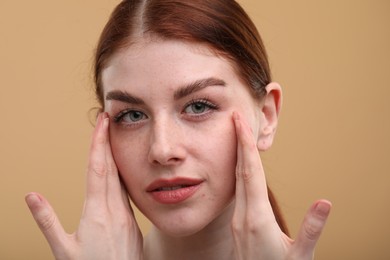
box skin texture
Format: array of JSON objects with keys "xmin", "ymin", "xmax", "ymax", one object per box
[
  {"xmin": 25, "ymin": 38, "xmax": 331, "ymax": 260},
  {"xmin": 102, "ymin": 39, "xmax": 265, "ymax": 238}
]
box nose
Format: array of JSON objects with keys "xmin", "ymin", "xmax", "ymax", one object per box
[{"xmin": 148, "ymin": 117, "xmax": 186, "ymax": 166}]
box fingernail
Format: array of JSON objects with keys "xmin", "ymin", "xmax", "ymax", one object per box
[
  {"xmin": 102, "ymin": 112, "xmax": 110, "ymax": 123},
  {"xmin": 25, "ymin": 193, "xmax": 41, "ymax": 206},
  {"xmin": 103, "ymin": 115, "xmax": 109, "ymax": 128},
  {"xmin": 315, "ymin": 200, "xmax": 331, "ymax": 217}
]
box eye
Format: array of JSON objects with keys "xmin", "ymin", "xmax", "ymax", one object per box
[
  {"xmin": 114, "ymin": 110, "xmax": 148, "ymax": 124},
  {"xmin": 183, "ymin": 99, "xmax": 218, "ymax": 115}
]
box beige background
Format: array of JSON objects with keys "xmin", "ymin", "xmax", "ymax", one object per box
[{"xmin": 1, "ymin": 0, "xmax": 389, "ymax": 259}]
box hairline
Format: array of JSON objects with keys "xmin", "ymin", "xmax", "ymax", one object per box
[{"xmin": 100, "ymin": 34, "xmax": 261, "ymax": 99}]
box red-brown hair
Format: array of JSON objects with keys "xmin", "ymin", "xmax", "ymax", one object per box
[{"xmin": 94, "ymin": 0, "xmax": 289, "ymax": 235}]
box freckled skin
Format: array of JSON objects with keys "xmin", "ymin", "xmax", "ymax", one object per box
[{"xmin": 102, "ymin": 38, "xmax": 263, "ymax": 237}]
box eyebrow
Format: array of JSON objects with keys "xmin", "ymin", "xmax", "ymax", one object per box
[
  {"xmin": 105, "ymin": 90, "xmax": 144, "ymax": 105},
  {"xmin": 105, "ymin": 77, "xmax": 226, "ymax": 104},
  {"xmin": 174, "ymin": 77, "xmax": 226, "ymax": 100}
]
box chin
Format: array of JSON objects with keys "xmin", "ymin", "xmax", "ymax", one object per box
[
  {"xmin": 150, "ymin": 199, "xmax": 236, "ymax": 238},
  {"xmin": 150, "ymin": 212, "xmax": 212, "ymax": 237}
]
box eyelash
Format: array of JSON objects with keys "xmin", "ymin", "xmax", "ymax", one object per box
[
  {"xmin": 113, "ymin": 109, "xmax": 147, "ymax": 125},
  {"xmin": 112, "ymin": 98, "xmax": 219, "ymax": 125},
  {"xmin": 182, "ymin": 98, "xmax": 219, "ymax": 118}
]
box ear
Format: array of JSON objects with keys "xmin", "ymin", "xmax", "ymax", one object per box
[{"xmin": 257, "ymin": 82, "xmax": 283, "ymax": 151}]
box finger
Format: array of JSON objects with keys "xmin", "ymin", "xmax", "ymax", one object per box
[
  {"xmin": 25, "ymin": 192, "xmax": 70, "ymax": 256},
  {"xmin": 102, "ymin": 114, "xmax": 125, "ymax": 208},
  {"xmin": 119, "ymin": 177, "xmax": 134, "ymax": 214},
  {"xmin": 233, "ymin": 112, "xmax": 269, "ymax": 209},
  {"xmin": 292, "ymin": 200, "xmax": 332, "ymax": 258},
  {"xmin": 86, "ymin": 113, "xmax": 110, "ymax": 205},
  {"xmin": 232, "ymin": 112, "xmax": 247, "ymax": 222}
]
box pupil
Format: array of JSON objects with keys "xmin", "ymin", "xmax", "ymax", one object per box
[
  {"xmin": 130, "ymin": 111, "xmax": 142, "ymax": 121},
  {"xmin": 193, "ymin": 103, "xmax": 205, "ymax": 113}
]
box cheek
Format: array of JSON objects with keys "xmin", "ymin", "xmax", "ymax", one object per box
[
  {"xmin": 109, "ymin": 130, "xmax": 147, "ymax": 186},
  {"xmin": 214, "ymin": 127, "xmax": 237, "ymax": 173},
  {"xmin": 202, "ymin": 119, "xmax": 237, "ymax": 193}
]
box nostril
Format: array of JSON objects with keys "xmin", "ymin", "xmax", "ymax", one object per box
[
  {"xmin": 148, "ymin": 138, "xmax": 185, "ymax": 165},
  {"xmin": 148, "ymin": 125, "xmax": 186, "ymax": 165},
  {"xmin": 152, "ymin": 156, "xmax": 181, "ymax": 166}
]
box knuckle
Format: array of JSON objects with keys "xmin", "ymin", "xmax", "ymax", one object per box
[
  {"xmin": 85, "ymin": 213, "xmax": 108, "ymax": 230},
  {"xmin": 86, "ymin": 212, "xmax": 131, "ymax": 234},
  {"xmin": 231, "ymin": 215, "xmax": 261, "ymax": 237},
  {"xmin": 304, "ymin": 222, "xmax": 320, "ymax": 241},
  {"xmin": 236, "ymin": 167, "xmax": 254, "ymax": 182},
  {"xmin": 90, "ymin": 164, "xmax": 107, "ymax": 178},
  {"xmin": 231, "ymin": 214, "xmax": 244, "ymax": 236},
  {"xmin": 242, "ymin": 169, "xmax": 254, "ymax": 182},
  {"xmin": 37, "ymin": 212, "xmax": 56, "ymax": 231},
  {"xmin": 231, "ymin": 220, "xmax": 242, "ymax": 236},
  {"xmin": 244, "ymin": 218, "xmax": 261, "ymax": 235},
  {"xmin": 88, "ymin": 158, "xmax": 116, "ymax": 178}
]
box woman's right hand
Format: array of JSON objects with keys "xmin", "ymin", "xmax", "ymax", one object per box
[{"xmin": 25, "ymin": 113, "xmax": 143, "ymax": 260}]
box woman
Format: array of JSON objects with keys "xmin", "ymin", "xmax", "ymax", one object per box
[{"xmin": 25, "ymin": 0, "xmax": 331, "ymax": 259}]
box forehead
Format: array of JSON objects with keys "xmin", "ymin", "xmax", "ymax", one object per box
[{"xmin": 101, "ymin": 38, "xmax": 240, "ymax": 93}]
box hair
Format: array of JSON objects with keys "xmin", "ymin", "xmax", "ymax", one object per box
[{"xmin": 93, "ymin": 0, "xmax": 289, "ymax": 235}]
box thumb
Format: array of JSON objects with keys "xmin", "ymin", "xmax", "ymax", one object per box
[
  {"xmin": 292, "ymin": 200, "xmax": 332, "ymax": 259},
  {"xmin": 25, "ymin": 192, "xmax": 71, "ymax": 256}
]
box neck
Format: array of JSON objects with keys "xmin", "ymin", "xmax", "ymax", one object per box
[{"xmin": 143, "ymin": 202, "xmax": 235, "ymax": 260}]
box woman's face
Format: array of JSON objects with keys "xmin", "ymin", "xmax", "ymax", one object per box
[{"xmin": 102, "ymin": 39, "xmax": 263, "ymax": 236}]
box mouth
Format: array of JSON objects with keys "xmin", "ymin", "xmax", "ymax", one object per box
[
  {"xmin": 155, "ymin": 185, "xmax": 192, "ymax": 191},
  {"xmin": 146, "ymin": 178, "xmax": 203, "ymax": 204}
]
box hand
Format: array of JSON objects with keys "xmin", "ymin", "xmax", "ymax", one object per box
[
  {"xmin": 25, "ymin": 113, "xmax": 143, "ymax": 260},
  {"xmin": 232, "ymin": 112, "xmax": 331, "ymax": 260}
]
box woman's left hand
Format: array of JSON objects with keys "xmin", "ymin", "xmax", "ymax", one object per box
[{"xmin": 232, "ymin": 112, "xmax": 331, "ymax": 260}]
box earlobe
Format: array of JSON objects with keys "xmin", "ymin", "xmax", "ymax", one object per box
[{"xmin": 256, "ymin": 82, "xmax": 283, "ymax": 151}]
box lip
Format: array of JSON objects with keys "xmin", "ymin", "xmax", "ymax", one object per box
[{"xmin": 146, "ymin": 177, "xmax": 203, "ymax": 204}]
